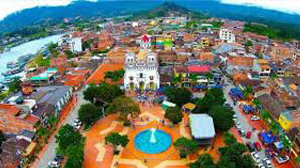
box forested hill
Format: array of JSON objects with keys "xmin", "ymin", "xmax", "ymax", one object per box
[{"xmin": 1, "ymin": 0, "xmax": 300, "ymax": 34}]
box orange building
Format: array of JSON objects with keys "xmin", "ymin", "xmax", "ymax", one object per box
[
  {"xmin": 183, "ymin": 34, "xmax": 195, "ymax": 43},
  {"xmin": 0, "ymin": 104, "xmax": 38, "ymax": 134},
  {"xmin": 269, "ymin": 44, "xmax": 295, "ymax": 62},
  {"xmin": 227, "ymin": 53, "xmax": 256, "ymax": 67},
  {"xmin": 196, "ymin": 52, "xmax": 215, "ymax": 62}
]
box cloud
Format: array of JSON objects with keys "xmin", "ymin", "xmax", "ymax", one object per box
[{"xmin": 220, "ymin": 0, "xmax": 300, "ymax": 15}]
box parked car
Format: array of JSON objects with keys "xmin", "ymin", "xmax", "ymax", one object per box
[
  {"xmin": 251, "ymin": 115, "xmax": 260, "ymax": 121},
  {"xmin": 251, "ymin": 152, "xmax": 260, "ymax": 164},
  {"xmin": 246, "ymin": 131, "xmax": 252, "ymax": 139},
  {"xmin": 276, "ymin": 156, "xmax": 289, "ymax": 164},
  {"xmin": 48, "ymin": 161, "xmax": 60, "ymax": 168},
  {"xmin": 246, "ymin": 142, "xmax": 255, "ymax": 152},
  {"xmin": 235, "ymin": 121, "xmax": 242, "ymax": 129},
  {"xmin": 72, "ymin": 119, "xmax": 82, "ymax": 130},
  {"xmin": 258, "ymin": 164, "xmax": 266, "ymax": 168},
  {"xmin": 254, "ymin": 141, "xmax": 262, "ymax": 151},
  {"xmin": 263, "ymin": 158, "xmax": 272, "ymax": 168},
  {"xmin": 238, "ymin": 129, "xmax": 245, "ymax": 137},
  {"xmin": 54, "ymin": 154, "xmax": 64, "ymax": 163}
]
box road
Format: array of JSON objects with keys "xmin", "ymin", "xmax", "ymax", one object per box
[
  {"xmin": 223, "ymin": 77, "xmax": 268, "ymax": 165},
  {"xmin": 35, "ymin": 86, "xmax": 88, "ymax": 168}
]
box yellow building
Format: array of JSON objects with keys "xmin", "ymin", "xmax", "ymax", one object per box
[
  {"xmin": 278, "ymin": 110, "xmax": 300, "ymax": 130},
  {"xmin": 201, "ymin": 37, "xmax": 210, "ymax": 48},
  {"xmin": 278, "ymin": 112, "xmax": 293, "ymax": 130}
]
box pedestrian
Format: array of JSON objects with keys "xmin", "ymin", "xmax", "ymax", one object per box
[
  {"xmin": 114, "ymin": 162, "xmax": 119, "ymax": 168},
  {"xmin": 144, "ymin": 159, "xmax": 147, "ymax": 163}
]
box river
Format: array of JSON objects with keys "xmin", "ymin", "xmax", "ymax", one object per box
[{"xmin": 0, "ymin": 35, "xmax": 61, "ymax": 82}]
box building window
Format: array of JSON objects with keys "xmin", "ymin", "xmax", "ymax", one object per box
[{"xmin": 140, "ymin": 73, "xmax": 143, "ymax": 78}]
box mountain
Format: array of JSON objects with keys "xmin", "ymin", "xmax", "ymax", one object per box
[{"xmin": 1, "ymin": 1, "xmax": 300, "ymax": 34}]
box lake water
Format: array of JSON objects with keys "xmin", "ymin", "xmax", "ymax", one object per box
[{"xmin": 0, "ymin": 35, "xmax": 61, "ymax": 81}]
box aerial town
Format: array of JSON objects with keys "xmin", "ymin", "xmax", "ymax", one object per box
[{"xmin": 1, "ymin": 4, "xmax": 300, "ymax": 168}]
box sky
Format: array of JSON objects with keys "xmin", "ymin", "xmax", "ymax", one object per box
[{"xmin": 0, "ymin": 0, "xmax": 300, "ymax": 20}]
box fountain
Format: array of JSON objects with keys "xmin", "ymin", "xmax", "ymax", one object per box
[
  {"xmin": 134, "ymin": 128, "xmax": 171, "ymax": 154},
  {"xmin": 149, "ymin": 128, "xmax": 157, "ymax": 143}
]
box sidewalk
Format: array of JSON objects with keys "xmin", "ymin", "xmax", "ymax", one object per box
[{"xmin": 30, "ymin": 96, "xmax": 77, "ymax": 168}]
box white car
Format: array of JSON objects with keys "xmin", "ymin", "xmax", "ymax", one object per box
[
  {"xmin": 251, "ymin": 152, "xmax": 260, "ymax": 164},
  {"xmin": 72, "ymin": 119, "xmax": 82, "ymax": 130},
  {"xmin": 250, "ymin": 115, "xmax": 260, "ymax": 121},
  {"xmin": 233, "ymin": 114, "xmax": 237, "ymax": 118},
  {"xmin": 48, "ymin": 161, "xmax": 60, "ymax": 168},
  {"xmin": 258, "ymin": 164, "xmax": 266, "ymax": 168},
  {"xmin": 276, "ymin": 156, "xmax": 289, "ymax": 164},
  {"xmin": 263, "ymin": 158, "xmax": 272, "ymax": 168}
]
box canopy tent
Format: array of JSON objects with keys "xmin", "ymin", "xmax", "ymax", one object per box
[
  {"xmin": 161, "ymin": 100, "xmax": 176, "ymax": 110},
  {"xmin": 229, "ymin": 87, "xmax": 244, "ymax": 99},
  {"xmin": 183, "ymin": 103, "xmax": 196, "ymax": 112},
  {"xmin": 261, "ymin": 131, "xmax": 277, "ymax": 145},
  {"xmin": 243, "ymin": 104, "xmax": 255, "ymax": 113},
  {"xmin": 189, "ymin": 114, "xmax": 216, "ymax": 139},
  {"xmin": 274, "ymin": 142, "xmax": 284, "ymax": 150}
]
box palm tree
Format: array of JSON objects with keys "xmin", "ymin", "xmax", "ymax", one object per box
[
  {"xmin": 189, "ymin": 74, "xmax": 198, "ymax": 86},
  {"xmin": 252, "ymin": 98, "xmax": 262, "ymax": 108},
  {"xmin": 242, "ymin": 85, "xmax": 253, "ymax": 100}
]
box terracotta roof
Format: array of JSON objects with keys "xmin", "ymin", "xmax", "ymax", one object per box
[
  {"xmin": 257, "ymin": 94, "xmax": 285, "ymax": 120},
  {"xmin": 0, "ymin": 104, "xmax": 20, "ymax": 116},
  {"xmin": 85, "ymin": 63, "xmax": 124, "ymax": 84},
  {"xmin": 187, "ymin": 65, "xmax": 211, "ymax": 73}
]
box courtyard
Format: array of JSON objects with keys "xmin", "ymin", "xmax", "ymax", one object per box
[{"xmin": 82, "ymin": 95, "xmax": 236, "ymax": 168}]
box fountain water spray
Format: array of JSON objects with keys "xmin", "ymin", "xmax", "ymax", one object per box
[{"xmin": 150, "ymin": 128, "xmax": 157, "ymax": 143}]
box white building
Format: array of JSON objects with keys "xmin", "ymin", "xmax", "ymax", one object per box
[
  {"xmin": 58, "ymin": 35, "xmax": 82, "ymax": 53},
  {"xmin": 124, "ymin": 35, "xmax": 160, "ymax": 91},
  {"xmin": 219, "ymin": 29, "xmax": 235, "ymax": 43}
]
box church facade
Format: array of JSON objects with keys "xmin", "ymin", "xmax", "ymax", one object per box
[{"xmin": 124, "ymin": 35, "xmax": 160, "ymax": 91}]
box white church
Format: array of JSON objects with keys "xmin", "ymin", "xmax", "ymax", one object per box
[{"xmin": 124, "ymin": 35, "xmax": 160, "ymax": 91}]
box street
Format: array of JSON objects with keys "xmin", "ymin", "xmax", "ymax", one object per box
[
  {"xmin": 223, "ymin": 77, "xmax": 267, "ymax": 163},
  {"xmin": 35, "ymin": 86, "xmax": 88, "ymax": 168}
]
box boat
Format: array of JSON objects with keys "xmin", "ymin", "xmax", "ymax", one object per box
[
  {"xmin": 17, "ymin": 54, "xmax": 33, "ymax": 65},
  {"xmin": 2, "ymin": 67, "xmax": 24, "ymax": 77},
  {"xmin": 7, "ymin": 61, "xmax": 20, "ymax": 69},
  {"xmin": 1, "ymin": 77, "xmax": 14, "ymax": 84}
]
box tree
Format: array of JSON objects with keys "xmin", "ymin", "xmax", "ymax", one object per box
[
  {"xmin": 112, "ymin": 96, "xmax": 141, "ymax": 122},
  {"xmin": 208, "ymin": 105, "xmax": 234, "ymax": 132},
  {"xmin": 189, "ymin": 153, "xmax": 216, "ymax": 168},
  {"xmin": 64, "ymin": 50, "xmax": 75, "ymax": 59},
  {"xmin": 217, "ymin": 133, "xmax": 254, "ymax": 168},
  {"xmin": 47, "ymin": 114, "xmax": 58, "ymax": 127},
  {"xmin": 105, "ymin": 132, "xmax": 129, "ymax": 154},
  {"xmin": 55, "ymin": 124, "xmax": 83, "ymax": 154},
  {"xmin": 242, "ymin": 85, "xmax": 253, "ymax": 100},
  {"xmin": 196, "ymin": 88, "xmax": 226, "ymax": 113},
  {"xmin": 164, "ymin": 86, "xmax": 192, "ymax": 106},
  {"xmin": 78, "ymin": 103, "xmax": 102, "ymax": 127},
  {"xmin": 164, "ymin": 106, "xmax": 183, "ymax": 124},
  {"xmin": 83, "ymin": 83, "xmax": 124, "ymax": 105},
  {"xmin": 205, "ymin": 73, "xmax": 214, "ymax": 79},
  {"xmin": 64, "ymin": 140, "xmax": 85, "ymax": 168},
  {"xmin": 173, "ymin": 137, "xmax": 198, "ymax": 158},
  {"xmin": 245, "ymin": 40, "xmax": 253, "ymax": 53},
  {"xmin": 83, "ymin": 84, "xmax": 99, "ymax": 103},
  {"xmin": 223, "ymin": 132, "xmax": 237, "ymax": 146},
  {"xmin": 105, "ymin": 70, "xmax": 125, "ymax": 82},
  {"xmin": 8, "ymin": 78, "xmax": 22, "ymax": 93},
  {"xmin": 252, "ymin": 98, "xmax": 261, "ymax": 108},
  {"xmin": 0, "ymin": 130, "xmax": 5, "ymax": 146}
]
